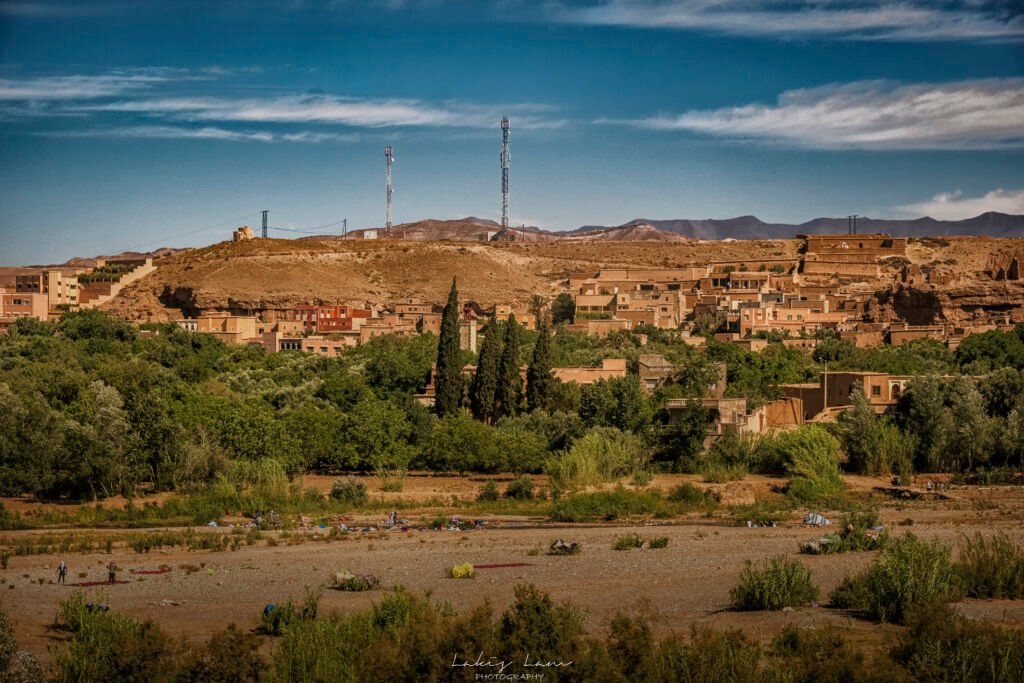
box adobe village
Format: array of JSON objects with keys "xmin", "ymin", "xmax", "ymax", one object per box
[{"xmin": 2, "ymin": 221, "xmax": 1024, "ymax": 681}]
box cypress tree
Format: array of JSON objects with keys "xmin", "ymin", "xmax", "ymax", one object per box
[
  {"xmin": 526, "ymin": 320, "xmax": 555, "ymax": 412},
  {"xmin": 494, "ymin": 313, "xmax": 523, "ymax": 419},
  {"xmin": 470, "ymin": 321, "xmax": 504, "ymax": 424},
  {"xmin": 434, "ymin": 278, "xmax": 463, "ymax": 417}
]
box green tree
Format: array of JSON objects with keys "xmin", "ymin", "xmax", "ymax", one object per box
[
  {"xmin": 526, "ymin": 323, "xmax": 555, "ymax": 413},
  {"xmin": 580, "ymin": 375, "xmax": 652, "ymax": 433},
  {"xmin": 897, "ymin": 376, "xmax": 951, "ymax": 472},
  {"xmin": 341, "ymin": 398, "xmax": 413, "ymax": 476},
  {"xmin": 470, "ymin": 322, "xmax": 504, "ymax": 423},
  {"xmin": 494, "ymin": 314, "xmax": 523, "ymax": 420},
  {"xmin": 956, "ymin": 329, "xmax": 1024, "ymax": 371},
  {"xmin": 838, "ymin": 388, "xmax": 882, "ymax": 474},
  {"xmin": 434, "ymin": 278, "xmax": 463, "ymax": 417},
  {"xmin": 424, "ymin": 412, "xmax": 502, "ymax": 473},
  {"xmin": 550, "ymin": 293, "xmax": 576, "ymax": 325},
  {"xmin": 655, "ymin": 399, "xmax": 708, "ymax": 471}
]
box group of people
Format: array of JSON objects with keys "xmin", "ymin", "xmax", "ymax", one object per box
[{"xmin": 55, "ymin": 560, "xmax": 119, "ymax": 585}]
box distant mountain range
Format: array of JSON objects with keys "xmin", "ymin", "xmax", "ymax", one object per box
[
  {"xmin": 574, "ymin": 212, "xmax": 1024, "ymax": 240},
  {"xmin": 340, "ymin": 211, "xmax": 1024, "ymax": 243}
]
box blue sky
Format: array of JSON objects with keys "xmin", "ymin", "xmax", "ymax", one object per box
[{"xmin": 1, "ymin": 0, "xmax": 1022, "ymax": 263}]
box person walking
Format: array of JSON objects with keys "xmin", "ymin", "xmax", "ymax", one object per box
[
  {"xmin": 107, "ymin": 561, "xmax": 117, "ymax": 585},
  {"xmin": 57, "ymin": 560, "xmax": 67, "ymax": 585}
]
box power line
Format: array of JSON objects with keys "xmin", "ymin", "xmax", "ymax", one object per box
[
  {"xmin": 108, "ymin": 210, "xmax": 264, "ymax": 254},
  {"xmin": 267, "ymin": 219, "xmax": 347, "ymax": 235}
]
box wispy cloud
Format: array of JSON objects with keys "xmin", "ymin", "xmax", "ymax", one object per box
[
  {"xmin": 554, "ymin": 1, "xmax": 1024, "ymax": 42},
  {"xmin": 0, "ymin": 72, "xmax": 172, "ymax": 100},
  {"xmin": 77, "ymin": 94, "xmax": 564, "ymax": 129},
  {"xmin": 31, "ymin": 125, "xmax": 363, "ymax": 143},
  {"xmin": 896, "ymin": 188, "xmax": 1024, "ymax": 220},
  {"xmin": 605, "ymin": 79, "xmax": 1024, "ymax": 150}
]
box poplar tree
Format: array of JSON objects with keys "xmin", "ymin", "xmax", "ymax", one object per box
[
  {"xmin": 470, "ymin": 321, "xmax": 504, "ymax": 423},
  {"xmin": 494, "ymin": 313, "xmax": 523, "ymax": 419},
  {"xmin": 526, "ymin": 321, "xmax": 555, "ymax": 412},
  {"xmin": 434, "ymin": 278, "xmax": 463, "ymax": 417}
]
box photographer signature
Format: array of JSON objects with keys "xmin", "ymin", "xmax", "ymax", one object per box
[{"xmin": 452, "ymin": 652, "xmax": 573, "ymax": 674}]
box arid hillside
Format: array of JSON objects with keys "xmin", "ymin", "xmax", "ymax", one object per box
[{"xmin": 102, "ymin": 236, "xmax": 800, "ymax": 321}]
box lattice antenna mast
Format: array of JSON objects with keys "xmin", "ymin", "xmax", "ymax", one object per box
[
  {"xmin": 385, "ymin": 146, "xmax": 393, "ymax": 235},
  {"xmin": 500, "ymin": 117, "xmax": 510, "ymax": 231},
  {"xmin": 261, "ymin": 210, "xmax": 268, "ymax": 238}
]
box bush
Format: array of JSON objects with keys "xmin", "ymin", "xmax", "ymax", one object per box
[
  {"xmin": 631, "ymin": 469, "xmax": 654, "ymax": 487},
  {"xmin": 783, "ymin": 425, "xmax": 843, "ymax": 503},
  {"xmin": 477, "ymin": 481, "xmax": 500, "ymax": 502},
  {"xmin": 667, "ymin": 482, "xmax": 708, "ymax": 505},
  {"xmin": 613, "ymin": 533, "xmax": 645, "ymax": 550},
  {"xmin": 956, "ymin": 532, "xmax": 1024, "ymax": 599},
  {"xmin": 545, "ymin": 427, "xmax": 645, "ymax": 491},
  {"xmin": 730, "ymin": 557, "xmax": 819, "ymax": 611},
  {"xmin": 648, "ymin": 536, "xmax": 669, "ymax": 549},
  {"xmin": 329, "ymin": 477, "xmax": 368, "ymax": 507},
  {"xmin": 700, "ymin": 461, "xmax": 746, "ymax": 483},
  {"xmin": 551, "ymin": 489, "xmax": 666, "ymax": 522},
  {"xmin": 892, "ymin": 601, "xmax": 1024, "ymax": 682},
  {"xmin": 504, "ymin": 476, "xmax": 535, "ymax": 500},
  {"xmin": 830, "ymin": 533, "xmax": 962, "ymax": 623}
]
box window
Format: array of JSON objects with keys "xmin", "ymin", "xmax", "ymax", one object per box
[{"xmin": 871, "ymin": 385, "xmax": 881, "ymax": 397}]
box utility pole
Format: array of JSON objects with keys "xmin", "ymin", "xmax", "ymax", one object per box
[
  {"xmin": 261, "ymin": 210, "xmax": 268, "ymax": 238},
  {"xmin": 385, "ymin": 146, "xmax": 393, "ymax": 236},
  {"xmin": 342, "ymin": 218, "xmax": 347, "ymax": 239},
  {"xmin": 500, "ymin": 117, "xmax": 510, "ymax": 233},
  {"xmin": 847, "ymin": 214, "xmax": 860, "ymax": 235}
]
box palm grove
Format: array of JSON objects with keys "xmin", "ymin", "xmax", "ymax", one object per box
[{"xmin": 4, "ymin": 277, "xmax": 1024, "ymax": 504}]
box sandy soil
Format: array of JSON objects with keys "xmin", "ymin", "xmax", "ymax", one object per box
[{"xmin": 3, "ymin": 475, "xmax": 1024, "ymax": 665}]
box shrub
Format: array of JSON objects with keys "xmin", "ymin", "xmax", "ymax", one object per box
[
  {"xmin": 631, "ymin": 469, "xmax": 654, "ymax": 487},
  {"xmin": 648, "ymin": 536, "xmax": 669, "ymax": 549},
  {"xmin": 730, "ymin": 557, "xmax": 819, "ymax": 611},
  {"xmin": 956, "ymin": 532, "xmax": 1024, "ymax": 599},
  {"xmin": 504, "ymin": 476, "xmax": 535, "ymax": 500},
  {"xmin": 0, "ymin": 607, "xmax": 14, "ymax": 674},
  {"xmin": 551, "ymin": 489, "xmax": 666, "ymax": 522},
  {"xmin": 477, "ymin": 481, "xmax": 500, "ymax": 502},
  {"xmin": 667, "ymin": 483, "xmax": 707, "ymax": 505},
  {"xmin": 545, "ymin": 427, "xmax": 645, "ymax": 491},
  {"xmin": 830, "ymin": 533, "xmax": 962, "ymax": 623},
  {"xmin": 613, "ymin": 533, "xmax": 645, "ymax": 551},
  {"xmin": 700, "ymin": 461, "xmax": 746, "ymax": 483},
  {"xmin": 891, "ymin": 602, "xmax": 1024, "ymax": 682},
  {"xmin": 329, "ymin": 477, "xmax": 368, "ymax": 508},
  {"xmin": 783, "ymin": 425, "xmax": 843, "ymax": 503}
]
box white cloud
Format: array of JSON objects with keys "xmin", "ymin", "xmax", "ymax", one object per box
[
  {"xmin": 896, "ymin": 188, "xmax": 1024, "ymax": 220},
  {"xmin": 554, "ymin": 1, "xmax": 1024, "ymax": 41},
  {"xmin": 0, "ymin": 73, "xmax": 170, "ymax": 100},
  {"xmin": 37, "ymin": 125, "xmax": 371, "ymax": 143},
  {"xmin": 39, "ymin": 125, "xmax": 275, "ymax": 142},
  {"xmin": 77, "ymin": 94, "xmax": 563, "ymax": 129},
  {"xmin": 607, "ymin": 79, "xmax": 1024, "ymax": 150}
]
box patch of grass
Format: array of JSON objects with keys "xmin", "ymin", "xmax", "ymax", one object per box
[
  {"xmin": 955, "ymin": 532, "xmax": 1024, "ymax": 599},
  {"xmin": 700, "ymin": 462, "xmax": 746, "ymax": 483},
  {"xmin": 477, "ymin": 481, "xmax": 500, "ymax": 501},
  {"xmin": 330, "ymin": 477, "xmax": 368, "ymax": 507},
  {"xmin": 667, "ymin": 483, "xmax": 709, "ymax": 505},
  {"xmin": 504, "ymin": 476, "xmax": 535, "ymax": 500},
  {"xmin": 648, "ymin": 536, "xmax": 669, "ymax": 549},
  {"xmin": 550, "ymin": 489, "xmax": 666, "ymax": 522},
  {"xmin": 830, "ymin": 532, "xmax": 962, "ymax": 624},
  {"xmin": 730, "ymin": 557, "xmax": 819, "ymax": 611},
  {"xmin": 613, "ymin": 533, "xmax": 645, "ymax": 551},
  {"xmin": 892, "ymin": 601, "xmax": 1024, "ymax": 681},
  {"xmin": 631, "ymin": 469, "xmax": 654, "ymax": 487}
]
